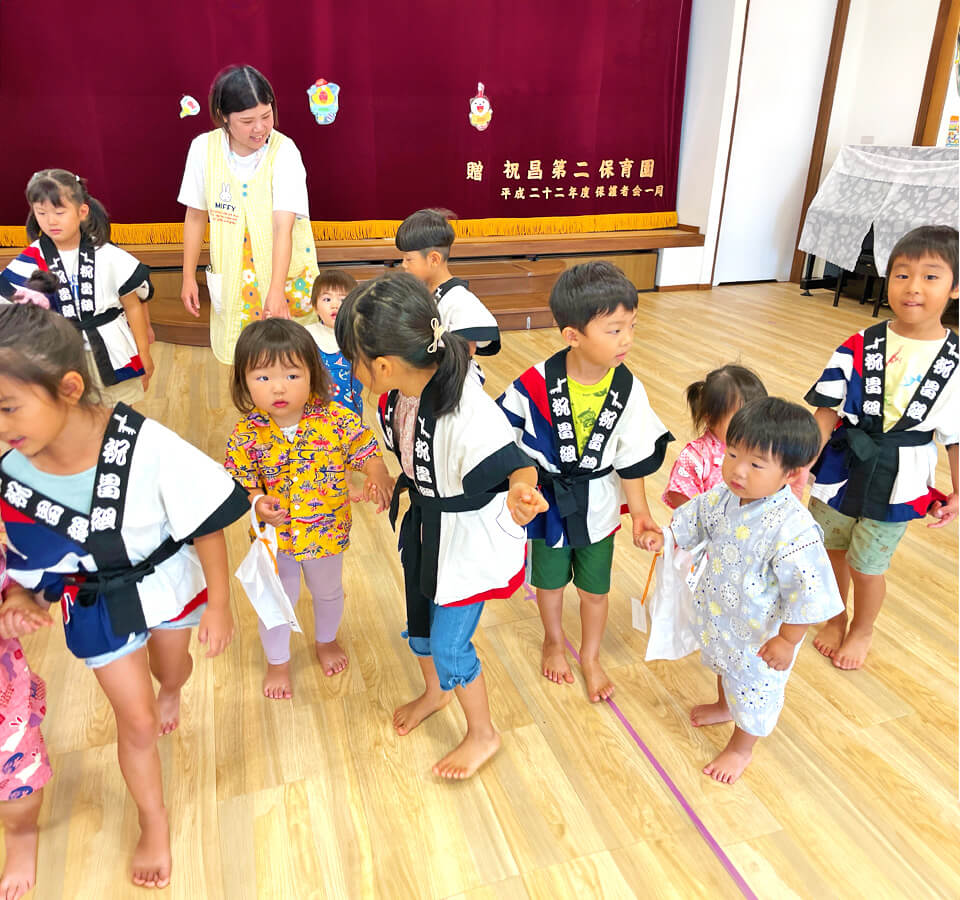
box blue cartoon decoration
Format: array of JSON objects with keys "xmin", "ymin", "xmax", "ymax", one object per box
[{"xmin": 307, "ymin": 79, "xmax": 341, "ymax": 125}]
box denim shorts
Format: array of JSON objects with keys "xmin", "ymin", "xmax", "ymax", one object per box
[
  {"xmin": 83, "ymin": 604, "xmax": 205, "ymax": 669},
  {"xmin": 403, "ymin": 601, "xmax": 485, "ymax": 691}
]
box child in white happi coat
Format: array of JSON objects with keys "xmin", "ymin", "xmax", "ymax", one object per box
[
  {"xmin": 806, "ymin": 225, "xmax": 959, "ymax": 670},
  {"xmin": 648, "ymin": 398, "xmax": 843, "ymax": 784},
  {"xmin": 0, "ymin": 303, "xmax": 248, "ymax": 888},
  {"xmin": 395, "ymin": 209, "xmax": 500, "ymax": 383},
  {"xmin": 1, "ymin": 170, "xmax": 154, "ymax": 407},
  {"xmin": 335, "ymin": 272, "xmax": 547, "ymax": 780},
  {"xmin": 497, "ymin": 261, "xmax": 672, "ymax": 703}
]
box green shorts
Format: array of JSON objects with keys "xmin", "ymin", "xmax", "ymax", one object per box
[
  {"xmin": 529, "ymin": 534, "xmax": 616, "ymax": 595},
  {"xmin": 809, "ymin": 498, "xmax": 909, "ymax": 576}
]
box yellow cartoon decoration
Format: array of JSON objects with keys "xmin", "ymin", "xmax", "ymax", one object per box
[{"xmin": 469, "ymin": 82, "xmax": 492, "ymax": 132}]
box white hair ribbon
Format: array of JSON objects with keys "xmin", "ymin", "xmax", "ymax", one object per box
[{"xmin": 427, "ymin": 317, "xmax": 447, "ymax": 353}]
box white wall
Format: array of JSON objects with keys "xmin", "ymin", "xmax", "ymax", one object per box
[
  {"xmin": 657, "ymin": 0, "xmax": 746, "ymax": 287},
  {"xmin": 714, "ymin": 0, "xmax": 837, "ymax": 283},
  {"xmin": 658, "ymin": 0, "xmax": 942, "ymax": 288},
  {"xmin": 823, "ymin": 0, "xmax": 940, "ymax": 177}
]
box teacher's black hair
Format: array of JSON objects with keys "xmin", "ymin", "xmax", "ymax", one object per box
[{"xmin": 209, "ymin": 64, "xmax": 278, "ymax": 128}]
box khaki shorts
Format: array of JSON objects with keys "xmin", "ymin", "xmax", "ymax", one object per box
[
  {"xmin": 809, "ymin": 498, "xmax": 909, "ymax": 576},
  {"xmin": 85, "ymin": 350, "xmax": 145, "ymax": 406}
]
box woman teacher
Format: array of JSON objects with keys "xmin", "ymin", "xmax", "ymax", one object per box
[{"xmin": 179, "ymin": 64, "xmax": 318, "ymax": 364}]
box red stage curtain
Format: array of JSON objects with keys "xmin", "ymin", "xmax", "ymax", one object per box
[{"xmin": 0, "ymin": 0, "xmax": 691, "ymax": 242}]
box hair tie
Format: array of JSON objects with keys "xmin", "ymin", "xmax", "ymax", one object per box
[
  {"xmin": 10, "ymin": 288, "xmax": 51, "ymax": 310},
  {"xmin": 427, "ymin": 318, "xmax": 446, "ymax": 354}
]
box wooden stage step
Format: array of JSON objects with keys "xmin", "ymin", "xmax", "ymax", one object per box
[{"xmin": 2, "ymin": 230, "xmax": 694, "ymax": 345}]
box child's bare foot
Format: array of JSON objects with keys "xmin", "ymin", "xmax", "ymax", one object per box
[
  {"xmin": 580, "ymin": 655, "xmax": 615, "ymax": 702},
  {"xmin": 393, "ymin": 690, "xmax": 451, "ymax": 735},
  {"xmin": 1, "ymin": 825, "xmax": 39, "ymax": 900},
  {"xmin": 131, "ymin": 808, "xmax": 171, "ymax": 888},
  {"xmin": 315, "ymin": 640, "xmax": 348, "ymax": 676},
  {"xmin": 813, "ymin": 615, "xmax": 847, "ymax": 659},
  {"xmin": 262, "ymin": 662, "xmax": 293, "ymax": 700},
  {"xmin": 703, "ymin": 746, "xmax": 752, "ymax": 784},
  {"xmin": 832, "ymin": 627, "xmax": 873, "ymax": 670},
  {"xmin": 541, "ymin": 639, "xmax": 575, "ymax": 685},
  {"xmin": 690, "ymin": 700, "xmax": 733, "ymax": 727},
  {"xmin": 432, "ymin": 729, "xmax": 501, "ymax": 780},
  {"xmin": 156, "ymin": 653, "xmax": 192, "ymax": 735}
]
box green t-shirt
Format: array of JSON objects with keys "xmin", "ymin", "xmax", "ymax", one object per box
[{"xmin": 567, "ymin": 369, "xmax": 614, "ymax": 454}]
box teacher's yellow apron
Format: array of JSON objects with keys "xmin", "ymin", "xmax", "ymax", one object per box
[{"xmin": 204, "ymin": 129, "xmax": 318, "ymax": 364}]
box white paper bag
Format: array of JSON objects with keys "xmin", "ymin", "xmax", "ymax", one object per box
[
  {"xmin": 234, "ymin": 499, "xmax": 301, "ymax": 632},
  {"xmin": 205, "ymin": 267, "xmax": 224, "ymax": 315},
  {"xmin": 644, "ymin": 527, "xmax": 703, "ymax": 661}
]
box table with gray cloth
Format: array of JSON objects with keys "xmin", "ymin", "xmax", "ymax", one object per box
[{"xmin": 799, "ymin": 145, "xmax": 958, "ymax": 276}]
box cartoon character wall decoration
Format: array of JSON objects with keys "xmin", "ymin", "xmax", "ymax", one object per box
[
  {"xmin": 179, "ymin": 95, "xmax": 200, "ymax": 118},
  {"xmin": 308, "ymin": 79, "xmax": 341, "ymax": 125},
  {"xmin": 469, "ymin": 82, "xmax": 492, "ymax": 132}
]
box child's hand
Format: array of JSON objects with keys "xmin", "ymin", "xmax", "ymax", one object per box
[
  {"xmin": 255, "ymin": 494, "xmax": 289, "ymax": 526},
  {"xmin": 507, "ymin": 482, "xmax": 548, "ymax": 526},
  {"xmin": 0, "ymin": 587, "xmax": 53, "ymax": 639},
  {"xmin": 642, "ymin": 531, "xmax": 665, "ymax": 553},
  {"xmin": 197, "ymin": 605, "xmax": 234, "ymax": 658},
  {"xmin": 757, "ymin": 635, "xmax": 795, "ymax": 670},
  {"xmin": 141, "ymin": 353, "xmax": 155, "ymax": 392},
  {"xmin": 363, "ymin": 472, "xmax": 395, "ymax": 514},
  {"xmin": 632, "ymin": 513, "xmax": 662, "ymax": 550},
  {"xmin": 927, "ymin": 492, "xmax": 958, "ymax": 528}
]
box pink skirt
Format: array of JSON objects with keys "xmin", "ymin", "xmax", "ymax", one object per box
[{"xmin": 0, "ymin": 637, "xmax": 52, "ymax": 800}]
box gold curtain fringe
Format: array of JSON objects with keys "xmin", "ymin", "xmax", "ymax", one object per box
[{"xmin": 0, "ymin": 212, "xmax": 677, "ymax": 248}]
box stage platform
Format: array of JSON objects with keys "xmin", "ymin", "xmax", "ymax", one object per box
[{"xmin": 0, "ymin": 228, "xmax": 704, "ymax": 345}]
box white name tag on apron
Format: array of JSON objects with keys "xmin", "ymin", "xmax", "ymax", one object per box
[{"xmin": 205, "ymin": 267, "xmax": 224, "ymax": 314}]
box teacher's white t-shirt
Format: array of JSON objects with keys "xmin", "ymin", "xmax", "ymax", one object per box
[{"xmin": 177, "ymin": 131, "xmax": 310, "ymax": 219}]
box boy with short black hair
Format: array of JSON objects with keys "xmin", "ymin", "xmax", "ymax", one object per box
[
  {"xmin": 497, "ymin": 261, "xmax": 672, "ymax": 702},
  {"xmin": 648, "ymin": 397, "xmax": 844, "ymax": 784},
  {"xmin": 806, "ymin": 224, "xmax": 959, "ymax": 670},
  {"xmin": 306, "ymin": 268, "xmax": 363, "ymax": 415},
  {"xmin": 395, "ymin": 208, "xmax": 501, "ymax": 366}
]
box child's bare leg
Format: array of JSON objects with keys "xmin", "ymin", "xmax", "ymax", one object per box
[
  {"xmin": 703, "ymin": 726, "xmax": 758, "ymax": 784},
  {"xmin": 147, "ymin": 626, "xmax": 193, "ymax": 734},
  {"xmin": 0, "ymin": 788, "xmax": 43, "ymax": 900},
  {"xmin": 577, "ymin": 588, "xmax": 614, "ymax": 702},
  {"xmin": 94, "ymin": 648, "xmax": 171, "ymax": 889},
  {"xmin": 691, "ymin": 675, "xmax": 733, "ymax": 726},
  {"xmin": 834, "ymin": 566, "xmax": 885, "ymax": 669},
  {"xmin": 537, "ymin": 587, "xmax": 573, "ymax": 684},
  {"xmin": 814, "ymin": 549, "xmax": 850, "ymax": 658},
  {"xmin": 393, "ymin": 655, "xmax": 451, "ymax": 735},
  {"xmin": 432, "ymin": 671, "xmax": 501, "ymax": 779}
]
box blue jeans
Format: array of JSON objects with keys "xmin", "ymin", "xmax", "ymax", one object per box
[{"xmin": 404, "ymin": 601, "xmax": 484, "ymax": 691}]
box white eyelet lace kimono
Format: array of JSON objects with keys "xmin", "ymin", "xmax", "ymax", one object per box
[{"xmin": 670, "ymin": 484, "xmax": 844, "ymax": 736}]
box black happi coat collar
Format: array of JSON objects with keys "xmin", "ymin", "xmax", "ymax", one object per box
[{"xmin": 539, "ymin": 349, "xmax": 632, "ymax": 546}]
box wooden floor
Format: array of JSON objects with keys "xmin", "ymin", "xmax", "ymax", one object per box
[{"xmin": 11, "ymin": 284, "xmax": 959, "ymax": 899}]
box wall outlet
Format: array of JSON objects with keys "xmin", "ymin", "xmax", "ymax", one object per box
[{"xmin": 861, "ymin": 135, "xmax": 875, "ymax": 144}]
